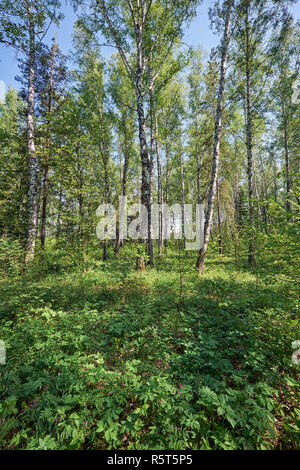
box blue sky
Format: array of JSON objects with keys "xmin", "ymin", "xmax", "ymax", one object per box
[{"xmin": 0, "ymin": 0, "xmax": 299, "ymax": 99}]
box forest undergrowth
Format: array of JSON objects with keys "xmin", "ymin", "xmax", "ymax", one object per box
[{"xmin": 0, "ymin": 242, "xmax": 299, "ymax": 450}]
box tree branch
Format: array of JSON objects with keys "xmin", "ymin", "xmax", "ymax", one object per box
[{"xmin": 96, "ymin": 0, "xmax": 135, "ymax": 85}]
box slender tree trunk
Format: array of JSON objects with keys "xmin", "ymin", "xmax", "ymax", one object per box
[
  {"xmin": 196, "ymin": 0, "xmax": 233, "ymax": 273},
  {"xmin": 136, "ymin": 37, "xmax": 153, "ymax": 265},
  {"xmin": 41, "ymin": 41, "xmax": 55, "ymax": 250},
  {"xmin": 253, "ymin": 164, "xmax": 262, "ymax": 224},
  {"xmin": 216, "ymin": 179, "xmax": 222, "ymax": 256},
  {"xmin": 196, "ymin": 154, "xmax": 202, "ymax": 204},
  {"xmin": 78, "ymin": 188, "xmax": 84, "ymax": 262},
  {"xmin": 155, "ymin": 115, "xmax": 163, "ymax": 256},
  {"xmin": 74, "ymin": 142, "xmax": 84, "ymax": 267},
  {"xmin": 245, "ymin": 3, "xmax": 256, "ymax": 266},
  {"xmin": 103, "ymin": 155, "xmax": 110, "ymax": 261},
  {"xmin": 98, "ymin": 99, "xmax": 111, "ymax": 261},
  {"xmin": 144, "ymin": 86, "xmax": 154, "ymax": 266},
  {"xmin": 136, "ymin": 90, "xmax": 153, "ymax": 262},
  {"xmin": 281, "ymin": 98, "xmax": 292, "ymax": 219},
  {"xmin": 258, "ymin": 154, "xmax": 269, "ymax": 234},
  {"xmin": 97, "ymin": 0, "xmax": 159, "ymax": 266},
  {"xmin": 115, "ymin": 124, "xmax": 129, "ymax": 255},
  {"xmin": 56, "ymin": 185, "xmax": 63, "ymax": 239},
  {"xmin": 119, "ymin": 146, "xmax": 122, "ymax": 190},
  {"xmin": 196, "ymin": 150, "xmax": 204, "ymax": 206},
  {"xmin": 25, "ymin": 4, "xmax": 38, "ymax": 263},
  {"xmin": 179, "ymin": 131, "xmax": 186, "ymax": 248},
  {"xmin": 272, "ymin": 153, "xmax": 277, "ymax": 205},
  {"xmin": 195, "ymin": 116, "xmax": 203, "ymax": 205},
  {"xmin": 164, "ymin": 142, "xmax": 169, "ymax": 250},
  {"xmin": 234, "ymin": 177, "xmax": 241, "ymax": 266}
]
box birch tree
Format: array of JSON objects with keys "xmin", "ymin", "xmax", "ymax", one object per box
[
  {"xmin": 0, "ymin": 0, "xmax": 62, "ymax": 262},
  {"xmin": 230, "ymin": 0, "xmax": 295, "ymax": 265},
  {"xmin": 196, "ymin": 0, "xmax": 233, "ymax": 273},
  {"xmin": 270, "ymin": 19, "xmax": 300, "ymax": 220},
  {"xmin": 108, "ymin": 55, "xmax": 137, "ymax": 255},
  {"xmin": 73, "ymin": 0, "xmax": 200, "ymax": 265}
]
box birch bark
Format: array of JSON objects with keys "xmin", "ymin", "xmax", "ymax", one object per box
[{"xmin": 196, "ymin": 0, "xmax": 233, "ymax": 273}]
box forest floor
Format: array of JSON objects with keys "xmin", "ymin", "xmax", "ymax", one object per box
[{"xmin": 0, "ymin": 243, "xmax": 299, "ymax": 450}]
